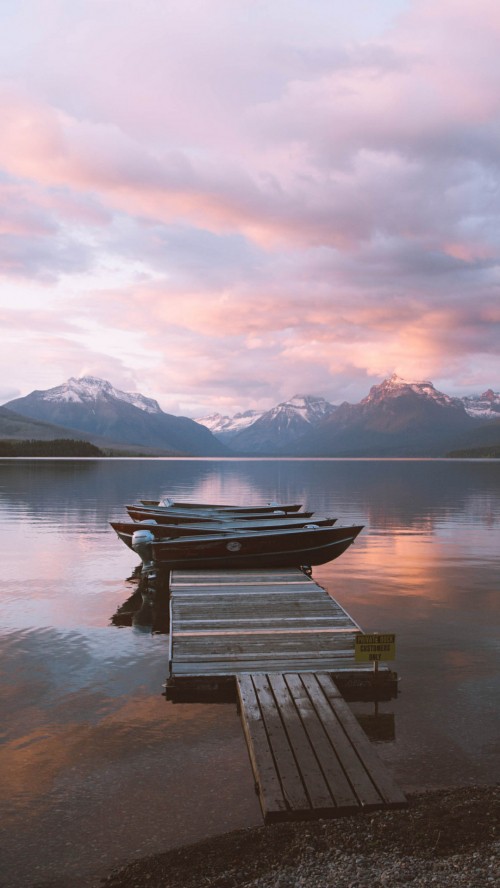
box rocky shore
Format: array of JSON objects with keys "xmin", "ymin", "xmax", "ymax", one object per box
[{"xmin": 97, "ymin": 785, "xmax": 498, "ymax": 888}]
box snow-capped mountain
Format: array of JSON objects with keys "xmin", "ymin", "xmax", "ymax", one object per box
[
  {"xmin": 196, "ymin": 409, "xmax": 264, "ymax": 442},
  {"xmin": 35, "ymin": 376, "xmax": 163, "ymax": 414},
  {"xmin": 4, "ymin": 377, "xmax": 227, "ymax": 456},
  {"xmin": 227, "ymin": 395, "xmax": 337, "ymax": 454},
  {"xmin": 3, "ymin": 374, "xmax": 499, "ymax": 457},
  {"xmin": 296, "ymin": 375, "xmax": 484, "ymax": 457},
  {"xmin": 460, "ymin": 389, "xmax": 500, "ymax": 419},
  {"xmin": 365, "ymin": 374, "xmax": 460, "ymax": 408}
]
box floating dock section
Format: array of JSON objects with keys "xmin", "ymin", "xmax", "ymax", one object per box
[{"xmin": 167, "ymin": 567, "xmax": 406, "ymax": 821}]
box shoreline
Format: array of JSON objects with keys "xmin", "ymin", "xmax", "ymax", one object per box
[{"xmin": 96, "ymin": 784, "xmax": 498, "ymax": 888}]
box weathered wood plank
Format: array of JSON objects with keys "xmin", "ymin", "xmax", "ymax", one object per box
[
  {"xmin": 237, "ymin": 672, "xmax": 405, "ymax": 822},
  {"xmin": 251, "ymin": 673, "xmax": 310, "ymax": 811},
  {"xmin": 173, "ymin": 600, "xmax": 351, "ymax": 613},
  {"xmin": 315, "ymin": 674, "xmax": 407, "ymax": 807},
  {"xmin": 171, "ymin": 587, "xmax": 320, "ymax": 597},
  {"xmin": 172, "ymin": 635, "xmax": 359, "ymax": 656},
  {"xmin": 283, "ymin": 673, "xmax": 360, "ymax": 810},
  {"xmin": 237, "ymin": 675, "xmax": 288, "ymax": 819},
  {"xmin": 299, "ymin": 672, "xmax": 384, "ymax": 807},
  {"xmin": 267, "ymin": 673, "xmax": 334, "ymax": 811},
  {"xmin": 173, "ymin": 657, "xmax": 360, "ymax": 674}
]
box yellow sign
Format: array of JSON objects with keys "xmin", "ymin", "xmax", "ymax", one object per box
[{"xmin": 355, "ymin": 633, "xmax": 396, "ymax": 662}]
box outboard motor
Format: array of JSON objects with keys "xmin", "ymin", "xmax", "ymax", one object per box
[{"xmin": 131, "ymin": 528, "xmax": 155, "ymax": 569}]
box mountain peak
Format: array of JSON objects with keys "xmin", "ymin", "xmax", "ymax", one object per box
[
  {"xmin": 386, "ymin": 373, "xmax": 433, "ymax": 388},
  {"xmin": 220, "ymin": 393, "xmax": 337, "ymax": 453},
  {"xmin": 44, "ymin": 376, "xmax": 162, "ymax": 413},
  {"xmin": 269, "ymin": 395, "xmax": 336, "ymax": 424},
  {"xmin": 196, "ymin": 409, "xmax": 264, "ymax": 438},
  {"xmin": 461, "ymin": 388, "xmax": 500, "ymax": 419},
  {"xmin": 365, "ymin": 375, "xmax": 455, "ymax": 408},
  {"xmin": 3, "ymin": 377, "xmax": 228, "ymax": 455}
]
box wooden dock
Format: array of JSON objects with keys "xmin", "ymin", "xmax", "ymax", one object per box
[
  {"xmin": 169, "ymin": 567, "xmax": 371, "ymax": 676},
  {"xmin": 238, "ymin": 671, "xmax": 406, "ymax": 821},
  {"xmin": 167, "ymin": 567, "xmax": 406, "ymax": 821}
]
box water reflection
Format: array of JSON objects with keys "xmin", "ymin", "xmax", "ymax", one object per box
[
  {"xmin": 356, "ymin": 709, "xmax": 396, "ymax": 743},
  {"xmin": 111, "ymin": 568, "xmax": 170, "ymax": 634},
  {"xmin": 0, "ymin": 458, "xmax": 499, "ymax": 887},
  {"xmin": 1, "ymin": 457, "xmax": 499, "ymax": 533}
]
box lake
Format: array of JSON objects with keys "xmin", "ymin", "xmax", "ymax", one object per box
[{"xmin": 0, "ymin": 458, "xmax": 499, "ymax": 887}]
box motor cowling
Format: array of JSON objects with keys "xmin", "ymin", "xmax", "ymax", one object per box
[
  {"xmin": 132, "ymin": 529, "xmax": 155, "ymax": 547},
  {"xmin": 132, "ymin": 529, "xmax": 155, "ymax": 568}
]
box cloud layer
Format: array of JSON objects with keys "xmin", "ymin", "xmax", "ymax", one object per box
[{"xmin": 1, "ymin": 0, "xmax": 499, "ymax": 414}]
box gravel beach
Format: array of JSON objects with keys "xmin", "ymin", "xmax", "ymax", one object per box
[{"xmin": 97, "ymin": 785, "xmax": 498, "ymax": 888}]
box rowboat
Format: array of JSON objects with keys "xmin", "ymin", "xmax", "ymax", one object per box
[
  {"xmin": 130, "ymin": 523, "xmax": 363, "ymax": 570},
  {"xmin": 111, "ymin": 516, "xmax": 337, "ymax": 549},
  {"xmin": 126, "ymin": 504, "xmax": 315, "ymax": 524},
  {"xmin": 138, "ymin": 498, "xmax": 303, "ymax": 514}
]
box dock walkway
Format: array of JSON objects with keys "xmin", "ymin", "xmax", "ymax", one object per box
[
  {"xmin": 238, "ymin": 671, "xmax": 406, "ymax": 821},
  {"xmin": 167, "ymin": 567, "xmax": 406, "ymax": 821},
  {"xmin": 169, "ymin": 567, "xmax": 367, "ymax": 676}
]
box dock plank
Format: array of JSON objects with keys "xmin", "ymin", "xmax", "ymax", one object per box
[
  {"xmin": 236, "ymin": 672, "xmax": 405, "ymax": 822},
  {"xmin": 251, "ymin": 674, "xmax": 310, "ymax": 811},
  {"xmin": 283, "ymin": 673, "xmax": 360, "ymax": 810},
  {"xmin": 237, "ymin": 675, "xmax": 287, "ymax": 819},
  {"xmin": 267, "ymin": 673, "xmax": 334, "ymax": 811},
  {"xmin": 315, "ymin": 674, "xmax": 407, "ymax": 807}
]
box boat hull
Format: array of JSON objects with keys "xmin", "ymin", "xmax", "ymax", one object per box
[
  {"xmin": 126, "ymin": 505, "xmax": 314, "ymax": 524},
  {"xmin": 133, "ymin": 525, "xmax": 363, "ymax": 570},
  {"xmin": 111, "ymin": 516, "xmax": 337, "ymax": 549},
  {"xmin": 139, "ymin": 500, "xmax": 303, "ymax": 513}
]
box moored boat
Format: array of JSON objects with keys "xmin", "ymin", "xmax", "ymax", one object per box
[
  {"xmin": 138, "ymin": 499, "xmax": 303, "ymax": 513},
  {"xmin": 131, "ymin": 523, "xmax": 364, "ymax": 570},
  {"xmin": 111, "ymin": 516, "xmax": 337, "ymax": 549},
  {"xmin": 126, "ymin": 504, "xmax": 315, "ymax": 523}
]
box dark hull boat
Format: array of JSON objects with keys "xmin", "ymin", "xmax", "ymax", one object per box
[
  {"xmin": 126, "ymin": 505, "xmax": 315, "ymax": 524},
  {"xmin": 138, "ymin": 499, "xmax": 303, "ymax": 514},
  {"xmin": 131, "ymin": 524, "xmax": 364, "ymax": 570},
  {"xmin": 111, "ymin": 516, "xmax": 337, "ymax": 549}
]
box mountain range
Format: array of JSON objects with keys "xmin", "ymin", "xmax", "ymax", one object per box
[
  {"xmin": 197, "ymin": 377, "xmax": 500, "ymax": 456},
  {"xmin": 1, "ymin": 374, "xmax": 499, "ymax": 457},
  {"xmin": 197, "ymin": 395, "xmax": 336, "ymax": 451}
]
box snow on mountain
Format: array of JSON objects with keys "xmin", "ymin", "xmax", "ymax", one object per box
[
  {"xmin": 228, "ymin": 395, "xmax": 337, "ymax": 453},
  {"xmin": 3, "ymin": 376, "xmax": 227, "ymax": 455},
  {"xmin": 40, "ymin": 376, "xmax": 162, "ymax": 414},
  {"xmin": 268, "ymin": 395, "xmax": 337, "ymax": 425},
  {"xmin": 196, "ymin": 409, "xmax": 264, "ymax": 439},
  {"xmin": 297, "ymin": 375, "xmax": 481, "ymax": 457},
  {"xmin": 460, "ymin": 389, "xmax": 500, "ymax": 419},
  {"xmin": 5, "ymin": 373, "xmax": 499, "ymax": 457},
  {"xmin": 364, "ymin": 374, "xmax": 458, "ymax": 408}
]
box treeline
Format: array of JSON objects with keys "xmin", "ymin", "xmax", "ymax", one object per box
[
  {"xmin": 0, "ymin": 439, "xmax": 105, "ymax": 457},
  {"xmin": 448, "ymin": 446, "xmax": 500, "ymax": 458}
]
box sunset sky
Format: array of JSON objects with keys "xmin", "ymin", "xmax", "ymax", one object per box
[{"xmin": 1, "ymin": 0, "xmax": 499, "ymax": 417}]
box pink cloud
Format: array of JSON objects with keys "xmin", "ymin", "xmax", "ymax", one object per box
[{"xmin": 1, "ymin": 0, "xmax": 500, "ymax": 407}]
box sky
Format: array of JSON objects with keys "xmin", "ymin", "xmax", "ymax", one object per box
[{"xmin": 1, "ymin": 0, "xmax": 499, "ymax": 418}]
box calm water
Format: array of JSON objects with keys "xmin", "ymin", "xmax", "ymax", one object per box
[{"xmin": 0, "ymin": 458, "xmax": 499, "ymax": 887}]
